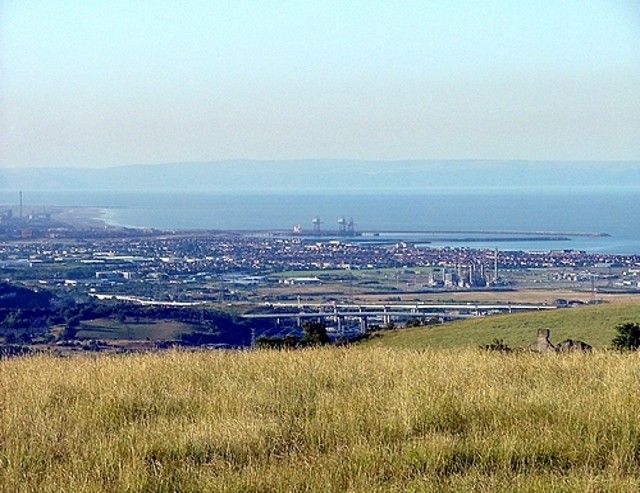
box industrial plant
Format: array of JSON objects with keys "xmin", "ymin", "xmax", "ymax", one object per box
[
  {"xmin": 428, "ymin": 249, "xmax": 503, "ymax": 288},
  {"xmin": 293, "ymin": 216, "xmax": 357, "ymax": 237},
  {"xmin": 0, "ymin": 192, "xmax": 56, "ymax": 239}
]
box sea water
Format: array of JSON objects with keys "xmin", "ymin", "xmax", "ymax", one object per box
[{"xmin": 1, "ymin": 188, "xmax": 639, "ymax": 254}]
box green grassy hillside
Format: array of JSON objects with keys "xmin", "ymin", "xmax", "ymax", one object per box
[{"xmin": 363, "ymin": 302, "xmax": 640, "ymax": 349}]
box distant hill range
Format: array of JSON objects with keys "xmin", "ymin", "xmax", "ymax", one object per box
[{"xmin": 1, "ymin": 160, "xmax": 639, "ymax": 192}]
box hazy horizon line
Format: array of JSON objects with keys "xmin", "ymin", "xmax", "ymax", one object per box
[{"xmin": 2, "ymin": 158, "xmax": 640, "ymax": 170}]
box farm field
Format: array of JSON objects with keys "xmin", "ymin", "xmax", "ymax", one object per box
[
  {"xmin": 75, "ymin": 318, "xmax": 192, "ymax": 341},
  {"xmin": 2, "ymin": 348, "xmax": 640, "ymax": 492},
  {"xmin": 357, "ymin": 289, "xmax": 640, "ymax": 305}
]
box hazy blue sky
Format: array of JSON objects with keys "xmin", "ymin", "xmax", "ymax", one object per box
[{"xmin": 1, "ymin": 1, "xmax": 639, "ymax": 167}]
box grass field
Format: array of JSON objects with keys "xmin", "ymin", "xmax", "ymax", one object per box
[
  {"xmin": 363, "ymin": 302, "xmax": 640, "ymax": 350},
  {"xmin": 2, "ymin": 348, "xmax": 640, "ymax": 492},
  {"xmin": 76, "ymin": 318, "xmax": 193, "ymax": 340},
  {"xmin": 356, "ymin": 289, "xmax": 640, "ymax": 305}
]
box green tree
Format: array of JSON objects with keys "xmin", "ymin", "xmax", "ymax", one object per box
[
  {"xmin": 62, "ymin": 317, "xmax": 80, "ymax": 340},
  {"xmin": 302, "ymin": 321, "xmax": 330, "ymax": 346},
  {"xmin": 612, "ymin": 322, "xmax": 640, "ymax": 350}
]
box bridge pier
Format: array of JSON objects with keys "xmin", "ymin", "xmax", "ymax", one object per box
[{"xmin": 359, "ymin": 316, "xmax": 368, "ymax": 334}]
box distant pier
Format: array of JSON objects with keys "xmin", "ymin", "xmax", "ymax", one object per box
[
  {"xmin": 358, "ymin": 229, "xmax": 610, "ymax": 238},
  {"xmin": 257, "ymin": 228, "xmax": 609, "ymax": 242}
]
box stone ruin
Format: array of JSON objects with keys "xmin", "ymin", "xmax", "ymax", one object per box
[
  {"xmin": 530, "ymin": 328, "xmax": 592, "ymax": 353},
  {"xmin": 556, "ymin": 339, "xmax": 593, "ymax": 353},
  {"xmin": 530, "ymin": 328, "xmax": 555, "ymax": 352}
]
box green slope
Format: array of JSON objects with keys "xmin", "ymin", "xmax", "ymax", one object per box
[{"xmin": 363, "ymin": 302, "xmax": 640, "ymax": 349}]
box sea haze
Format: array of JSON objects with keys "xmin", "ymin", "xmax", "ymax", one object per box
[
  {"xmin": 1, "ymin": 160, "xmax": 640, "ymax": 191},
  {"xmin": 1, "ymin": 188, "xmax": 639, "ymax": 254}
]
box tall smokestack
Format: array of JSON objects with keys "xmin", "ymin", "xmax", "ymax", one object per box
[
  {"xmin": 494, "ymin": 248, "xmax": 499, "ymax": 282},
  {"xmin": 19, "ymin": 191, "xmax": 23, "ymax": 219}
]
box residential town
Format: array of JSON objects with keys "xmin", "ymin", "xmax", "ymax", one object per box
[{"xmin": 2, "ymin": 231, "xmax": 640, "ymax": 306}]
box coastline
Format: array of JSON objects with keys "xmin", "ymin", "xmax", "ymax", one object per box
[
  {"xmin": 54, "ymin": 206, "xmax": 116, "ymax": 228},
  {"xmin": 0, "ymin": 198, "xmax": 631, "ymax": 254},
  {"xmin": 95, "ymin": 208, "xmax": 142, "ymax": 230},
  {"xmin": 50, "ymin": 207, "xmax": 614, "ymax": 252}
]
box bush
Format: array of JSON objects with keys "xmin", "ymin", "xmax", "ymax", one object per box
[
  {"xmin": 255, "ymin": 335, "xmax": 301, "ymax": 349},
  {"xmin": 481, "ymin": 338, "xmax": 512, "ymax": 352},
  {"xmin": 611, "ymin": 322, "xmax": 640, "ymax": 350},
  {"xmin": 302, "ymin": 321, "xmax": 330, "ymax": 346}
]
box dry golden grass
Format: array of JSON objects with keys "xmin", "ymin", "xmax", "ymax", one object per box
[{"xmin": 2, "ymin": 348, "xmax": 640, "ymax": 492}]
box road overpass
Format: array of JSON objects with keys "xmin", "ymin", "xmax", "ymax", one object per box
[
  {"xmin": 243, "ymin": 301, "xmax": 555, "ymax": 335},
  {"xmin": 264, "ymin": 301, "xmax": 555, "ymax": 313}
]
